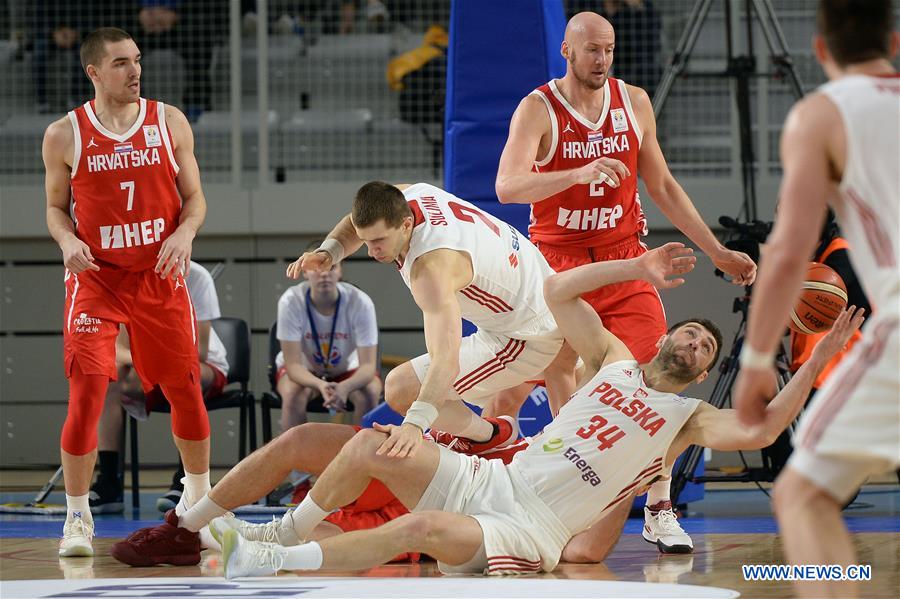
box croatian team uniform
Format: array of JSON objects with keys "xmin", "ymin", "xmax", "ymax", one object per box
[
  {"xmin": 62, "ymin": 97, "xmax": 208, "ymax": 447},
  {"xmin": 414, "ymin": 360, "xmax": 700, "ymax": 574},
  {"xmin": 528, "ymin": 78, "xmax": 665, "ymax": 363},
  {"xmin": 790, "ymin": 74, "xmax": 900, "ymax": 501},
  {"xmin": 399, "ymin": 183, "xmax": 563, "ymax": 406}
]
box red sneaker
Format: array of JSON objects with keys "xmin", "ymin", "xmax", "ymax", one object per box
[
  {"xmin": 110, "ymin": 509, "xmax": 201, "ymax": 567},
  {"xmin": 429, "ymin": 415, "xmax": 518, "ymax": 455},
  {"xmin": 289, "ymin": 479, "xmax": 313, "ymax": 505}
]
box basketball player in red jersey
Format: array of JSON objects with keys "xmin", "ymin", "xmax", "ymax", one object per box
[
  {"xmin": 43, "ymin": 27, "xmax": 211, "ymax": 557},
  {"xmin": 493, "ymin": 12, "xmax": 756, "ymax": 554}
]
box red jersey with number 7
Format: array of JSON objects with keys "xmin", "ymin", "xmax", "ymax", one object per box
[
  {"xmin": 528, "ymin": 77, "xmax": 646, "ymax": 248},
  {"xmin": 67, "ymin": 98, "xmax": 182, "ymax": 271}
]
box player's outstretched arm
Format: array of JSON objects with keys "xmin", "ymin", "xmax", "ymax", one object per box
[
  {"xmin": 629, "ymin": 84, "xmax": 756, "ymax": 286},
  {"xmin": 675, "ymin": 307, "xmax": 865, "ymax": 459},
  {"xmin": 544, "ymin": 243, "xmax": 695, "ymax": 374},
  {"xmin": 287, "ymin": 214, "xmax": 364, "ymax": 279},
  {"xmin": 376, "ymin": 250, "xmax": 467, "ymax": 458},
  {"xmin": 734, "ymin": 94, "xmax": 841, "ymax": 424},
  {"xmin": 495, "ymin": 95, "xmax": 629, "ymax": 204}
]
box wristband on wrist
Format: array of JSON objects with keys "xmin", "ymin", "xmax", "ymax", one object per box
[
  {"xmin": 403, "ymin": 400, "xmax": 440, "ymax": 432},
  {"xmin": 317, "ymin": 238, "xmax": 345, "ymax": 264},
  {"xmin": 739, "ymin": 344, "xmax": 775, "ymax": 370}
]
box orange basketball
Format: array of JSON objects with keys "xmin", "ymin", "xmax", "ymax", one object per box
[{"xmin": 788, "ymin": 262, "xmax": 848, "ymax": 334}]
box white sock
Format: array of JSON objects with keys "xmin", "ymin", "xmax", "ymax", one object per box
[
  {"xmin": 176, "ymin": 470, "xmax": 211, "ymax": 515},
  {"xmin": 282, "ymin": 542, "xmax": 324, "ymax": 571},
  {"xmin": 646, "ymin": 478, "xmax": 672, "ymax": 509},
  {"xmin": 65, "ymin": 493, "xmax": 93, "ymax": 525},
  {"xmin": 179, "ymin": 494, "xmax": 227, "ymax": 532},
  {"xmin": 283, "ymin": 495, "xmax": 329, "ymax": 542},
  {"xmin": 431, "ymin": 401, "xmax": 493, "ymax": 441}
]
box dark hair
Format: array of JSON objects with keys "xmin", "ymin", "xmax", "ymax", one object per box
[
  {"xmin": 816, "ymin": 0, "xmax": 894, "ymax": 66},
  {"xmin": 668, "ymin": 318, "xmax": 724, "ymax": 371},
  {"xmin": 351, "ymin": 181, "xmax": 412, "ymax": 229},
  {"xmin": 80, "ymin": 27, "xmax": 133, "ymax": 74}
]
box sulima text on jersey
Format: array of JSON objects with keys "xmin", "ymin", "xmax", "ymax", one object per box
[
  {"xmin": 86, "ymin": 147, "xmax": 162, "ymax": 173},
  {"xmin": 561, "ymin": 133, "xmax": 630, "ymax": 160}
]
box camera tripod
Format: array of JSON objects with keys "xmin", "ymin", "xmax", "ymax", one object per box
[
  {"xmin": 670, "ymin": 292, "xmax": 794, "ymax": 503},
  {"xmin": 652, "ymin": 0, "xmax": 805, "ymax": 222}
]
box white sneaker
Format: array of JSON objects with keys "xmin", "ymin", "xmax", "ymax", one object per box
[
  {"xmin": 59, "ymin": 515, "xmax": 95, "ymax": 557},
  {"xmin": 642, "ymin": 502, "xmax": 693, "ymax": 554},
  {"xmin": 222, "ymin": 528, "xmax": 287, "ymax": 579},
  {"xmin": 210, "ymin": 514, "xmax": 299, "ymax": 547}
]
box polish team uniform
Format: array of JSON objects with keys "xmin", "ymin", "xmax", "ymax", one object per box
[
  {"xmin": 528, "ymin": 78, "xmax": 665, "ymax": 363},
  {"xmin": 414, "ymin": 360, "xmax": 700, "ymax": 574},
  {"xmin": 62, "ymin": 98, "xmax": 208, "ymax": 447},
  {"xmin": 399, "ymin": 183, "xmax": 563, "ymax": 406},
  {"xmin": 790, "ymin": 74, "xmax": 900, "ymax": 501}
]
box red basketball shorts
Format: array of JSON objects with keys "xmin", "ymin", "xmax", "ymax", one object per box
[
  {"xmin": 538, "ymin": 237, "xmax": 667, "ymax": 364},
  {"xmin": 63, "ymin": 267, "xmax": 200, "ymax": 390}
]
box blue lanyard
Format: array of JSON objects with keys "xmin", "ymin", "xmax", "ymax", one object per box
[{"xmin": 306, "ymin": 288, "xmax": 341, "ymax": 370}]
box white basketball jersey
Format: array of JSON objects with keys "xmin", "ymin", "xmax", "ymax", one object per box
[
  {"xmin": 509, "ymin": 360, "xmax": 700, "ymax": 535},
  {"xmin": 820, "ymin": 75, "xmax": 900, "ymax": 314},
  {"xmin": 398, "ymin": 183, "xmax": 558, "ymax": 339}
]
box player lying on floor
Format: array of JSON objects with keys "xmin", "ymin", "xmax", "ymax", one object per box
[{"xmin": 111, "ymin": 243, "xmax": 863, "ymax": 576}]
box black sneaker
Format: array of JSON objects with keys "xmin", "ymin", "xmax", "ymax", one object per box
[
  {"xmin": 156, "ymin": 488, "xmax": 183, "ymax": 513},
  {"xmin": 89, "ymin": 481, "xmax": 124, "ymax": 514}
]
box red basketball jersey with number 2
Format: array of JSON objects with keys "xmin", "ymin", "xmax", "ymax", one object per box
[
  {"xmin": 68, "ymin": 98, "xmax": 181, "ymax": 271},
  {"xmin": 529, "ymin": 77, "xmax": 646, "ymax": 247}
]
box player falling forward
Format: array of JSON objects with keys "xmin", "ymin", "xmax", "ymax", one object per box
[{"xmin": 289, "ymin": 181, "xmax": 565, "ymax": 458}]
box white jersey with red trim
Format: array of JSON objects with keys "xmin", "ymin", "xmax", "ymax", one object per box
[
  {"xmin": 398, "ymin": 183, "xmax": 557, "ymax": 339},
  {"xmin": 820, "ymin": 74, "xmax": 900, "ymax": 314},
  {"xmin": 508, "ymin": 360, "xmax": 700, "ymax": 535}
]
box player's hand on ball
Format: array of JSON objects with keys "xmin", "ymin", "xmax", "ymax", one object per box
[
  {"xmin": 638, "ymin": 242, "xmax": 696, "ymax": 289},
  {"xmin": 712, "ymin": 248, "xmax": 757, "ymax": 285},
  {"xmin": 60, "ymin": 234, "xmax": 100, "ymax": 273},
  {"xmin": 374, "ymin": 422, "xmax": 423, "ymax": 458},
  {"xmin": 811, "ymin": 306, "xmax": 865, "ymax": 363},
  {"xmin": 286, "ymin": 251, "xmax": 332, "ymax": 279},
  {"xmin": 572, "ymin": 158, "xmax": 630, "ymax": 187}
]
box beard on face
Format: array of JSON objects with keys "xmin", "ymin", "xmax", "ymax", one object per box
[
  {"xmin": 568, "ymin": 50, "xmax": 606, "ymax": 91},
  {"xmin": 655, "ymin": 338, "xmax": 704, "ymax": 384}
]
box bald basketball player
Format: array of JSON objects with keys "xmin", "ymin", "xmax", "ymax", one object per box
[{"xmin": 491, "ymin": 11, "xmax": 757, "ymax": 553}]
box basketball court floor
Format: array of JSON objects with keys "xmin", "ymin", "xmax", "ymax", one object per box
[{"xmin": 1, "ymin": 475, "xmax": 897, "ymax": 598}]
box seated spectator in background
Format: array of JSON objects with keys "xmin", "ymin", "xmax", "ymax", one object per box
[
  {"xmin": 275, "ymin": 242, "xmax": 382, "ymax": 433},
  {"xmin": 27, "ymin": 1, "xmax": 137, "ymax": 112},
  {"xmin": 89, "ymin": 262, "xmax": 228, "ymax": 514}
]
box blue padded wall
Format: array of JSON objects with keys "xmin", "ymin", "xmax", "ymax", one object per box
[{"xmin": 444, "ymin": 0, "xmax": 566, "ymax": 235}]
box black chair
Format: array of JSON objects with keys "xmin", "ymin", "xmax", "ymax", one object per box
[
  {"xmin": 260, "ymin": 321, "xmax": 350, "ymax": 444},
  {"xmin": 128, "ymin": 317, "xmax": 257, "ymax": 508}
]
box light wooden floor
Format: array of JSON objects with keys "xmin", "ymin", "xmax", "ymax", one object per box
[{"xmin": 2, "ymin": 533, "xmax": 897, "ymax": 597}]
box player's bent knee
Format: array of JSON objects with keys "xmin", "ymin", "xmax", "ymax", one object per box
[
  {"xmin": 384, "ymin": 366, "xmax": 418, "ymax": 413},
  {"xmin": 342, "ymin": 428, "xmax": 387, "ymax": 463}
]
